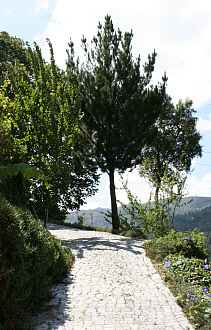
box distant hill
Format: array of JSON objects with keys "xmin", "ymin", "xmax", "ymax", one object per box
[
  {"xmin": 174, "ymin": 196, "xmax": 211, "ymax": 215},
  {"xmin": 174, "ymin": 205, "xmax": 211, "ymax": 231},
  {"xmin": 67, "ymin": 207, "xmax": 111, "ymax": 229},
  {"xmin": 66, "ymin": 196, "xmax": 211, "ymax": 228},
  {"xmin": 66, "ymin": 196, "xmax": 211, "ymax": 254}
]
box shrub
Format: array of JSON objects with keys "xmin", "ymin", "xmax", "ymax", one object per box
[
  {"xmin": 162, "ymin": 256, "xmax": 211, "ymax": 329},
  {"xmin": 144, "ymin": 229, "xmax": 208, "ymax": 262},
  {"xmin": 0, "ymin": 198, "xmax": 74, "ymax": 329},
  {"xmin": 144, "ymin": 229, "xmax": 211, "ymax": 329},
  {"xmin": 163, "ymin": 255, "xmax": 210, "ymax": 287},
  {"xmin": 119, "ymin": 228, "xmax": 147, "ymax": 239}
]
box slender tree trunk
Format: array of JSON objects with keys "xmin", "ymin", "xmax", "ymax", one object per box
[
  {"xmin": 155, "ymin": 184, "xmax": 159, "ymax": 212},
  {"xmin": 44, "ymin": 207, "xmax": 48, "ymax": 229},
  {"xmin": 154, "ymin": 184, "xmax": 159, "ymax": 230},
  {"xmin": 109, "ymin": 169, "xmax": 119, "ymax": 231},
  {"xmin": 31, "ymin": 205, "xmax": 39, "ymax": 221},
  {"xmin": 155, "ymin": 179, "xmax": 165, "ymax": 232}
]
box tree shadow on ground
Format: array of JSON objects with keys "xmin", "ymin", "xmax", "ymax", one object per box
[{"xmin": 59, "ymin": 233, "xmax": 146, "ymax": 259}]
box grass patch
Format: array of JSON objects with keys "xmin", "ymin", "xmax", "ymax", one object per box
[
  {"xmin": 118, "ymin": 228, "xmax": 147, "ymax": 239},
  {"xmin": 144, "ymin": 229, "xmax": 211, "ymax": 329}
]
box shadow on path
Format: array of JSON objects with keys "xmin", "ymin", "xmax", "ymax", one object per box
[{"xmin": 59, "ymin": 234, "xmax": 145, "ymax": 259}]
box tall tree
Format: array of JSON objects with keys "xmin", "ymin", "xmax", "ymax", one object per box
[
  {"xmin": 0, "ymin": 38, "xmax": 99, "ymax": 226},
  {"xmin": 67, "ymin": 15, "xmax": 166, "ymax": 230},
  {"xmin": 138, "ymin": 96, "xmax": 202, "ymax": 225}
]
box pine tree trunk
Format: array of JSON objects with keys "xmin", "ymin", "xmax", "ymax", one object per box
[{"xmin": 109, "ymin": 169, "xmax": 119, "ymax": 231}]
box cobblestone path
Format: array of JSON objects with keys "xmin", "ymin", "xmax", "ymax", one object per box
[{"xmin": 29, "ymin": 224, "xmax": 194, "ymax": 329}]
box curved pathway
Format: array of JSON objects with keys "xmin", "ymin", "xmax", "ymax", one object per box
[{"xmin": 30, "ymin": 224, "xmax": 194, "ymax": 329}]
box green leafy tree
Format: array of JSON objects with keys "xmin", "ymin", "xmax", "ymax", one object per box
[
  {"xmin": 118, "ymin": 167, "xmax": 187, "ymax": 237},
  {"xmin": 0, "ymin": 38, "xmax": 99, "ymax": 226},
  {"xmin": 0, "ymin": 31, "xmax": 30, "ymax": 86},
  {"xmin": 0, "ymin": 162, "xmax": 49, "ymax": 213},
  {"xmin": 138, "ymin": 96, "xmax": 202, "ymax": 226},
  {"xmin": 67, "ymin": 15, "xmax": 166, "ymax": 230}
]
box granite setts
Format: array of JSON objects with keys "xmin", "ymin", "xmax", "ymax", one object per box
[{"xmin": 29, "ymin": 223, "xmax": 194, "ymax": 330}]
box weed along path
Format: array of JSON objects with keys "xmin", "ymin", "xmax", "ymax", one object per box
[{"xmin": 30, "ymin": 223, "xmax": 194, "ymax": 330}]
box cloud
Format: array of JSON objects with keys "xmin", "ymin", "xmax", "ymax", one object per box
[
  {"xmin": 79, "ymin": 169, "xmax": 152, "ymax": 210},
  {"xmin": 100, "ymin": 194, "xmax": 108, "ymax": 200},
  {"xmin": 81, "ymin": 167, "xmax": 211, "ymax": 210},
  {"xmin": 115, "ymin": 168, "xmax": 152, "ymax": 206},
  {"xmin": 118, "ymin": 168, "xmax": 211, "ymax": 204},
  {"xmin": 185, "ymin": 174, "xmax": 211, "ymax": 197},
  {"xmin": 34, "ymin": 0, "xmax": 49, "ymax": 15},
  {"xmin": 197, "ymin": 116, "xmax": 211, "ymax": 132},
  {"xmin": 80, "ymin": 202, "xmax": 103, "ymax": 210}
]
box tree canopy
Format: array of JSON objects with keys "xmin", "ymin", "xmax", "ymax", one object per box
[
  {"xmin": 139, "ymin": 96, "xmax": 202, "ymax": 194},
  {"xmin": 0, "ymin": 31, "xmax": 30, "ymax": 85},
  {"xmin": 0, "ymin": 34, "xmax": 99, "ymax": 225},
  {"xmin": 1, "ymin": 22, "xmax": 201, "ymax": 232}
]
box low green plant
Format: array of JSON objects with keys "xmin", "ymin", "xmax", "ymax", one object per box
[
  {"xmin": 165, "ymin": 278, "xmax": 211, "ymax": 329},
  {"xmin": 0, "ymin": 198, "xmax": 74, "ymax": 329},
  {"xmin": 163, "ymin": 256, "xmax": 211, "ymax": 329},
  {"xmin": 76, "ymin": 212, "xmax": 86, "ymax": 226},
  {"xmin": 119, "ymin": 228, "xmax": 147, "ymax": 239},
  {"xmin": 144, "ymin": 229, "xmax": 208, "ymax": 262},
  {"xmin": 164, "ymin": 255, "xmax": 210, "ymax": 286},
  {"xmin": 144, "ymin": 229, "xmax": 210, "ymax": 329}
]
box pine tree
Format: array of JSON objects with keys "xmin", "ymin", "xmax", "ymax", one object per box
[{"xmin": 67, "ymin": 15, "xmax": 166, "ymax": 230}]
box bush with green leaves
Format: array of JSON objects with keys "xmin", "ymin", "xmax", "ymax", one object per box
[
  {"xmin": 164, "ymin": 255, "xmax": 210, "ymax": 287},
  {"xmin": 119, "ymin": 228, "xmax": 147, "ymax": 239},
  {"xmin": 176, "ymin": 287, "xmax": 211, "ymax": 329},
  {"xmin": 144, "ymin": 229, "xmax": 208, "ymax": 262},
  {"xmin": 163, "ymin": 256, "xmax": 211, "ymax": 329},
  {"xmin": 0, "ymin": 198, "xmax": 74, "ymax": 329},
  {"xmin": 144, "ymin": 229, "xmax": 210, "ymax": 329},
  {"xmin": 118, "ymin": 171, "xmax": 187, "ymax": 238}
]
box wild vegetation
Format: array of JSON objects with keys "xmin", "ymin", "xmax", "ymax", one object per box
[{"xmin": 144, "ymin": 230, "xmax": 211, "ymax": 329}]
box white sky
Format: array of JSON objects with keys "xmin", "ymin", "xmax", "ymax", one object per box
[{"xmin": 1, "ymin": 0, "xmax": 211, "ymax": 209}]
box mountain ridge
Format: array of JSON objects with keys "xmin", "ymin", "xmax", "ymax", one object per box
[{"xmin": 67, "ymin": 196, "xmax": 211, "ymax": 227}]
